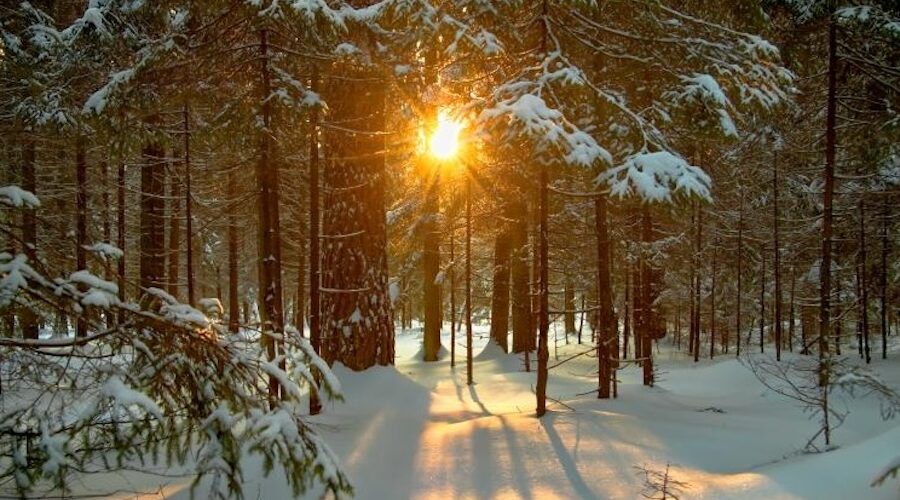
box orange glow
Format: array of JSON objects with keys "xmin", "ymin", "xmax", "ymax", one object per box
[{"xmin": 429, "ymin": 111, "xmax": 464, "ymax": 160}]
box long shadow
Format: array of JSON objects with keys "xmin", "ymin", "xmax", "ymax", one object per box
[{"xmin": 541, "ymin": 413, "xmax": 599, "ymax": 500}]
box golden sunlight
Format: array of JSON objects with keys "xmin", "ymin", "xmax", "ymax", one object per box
[{"xmin": 429, "ymin": 111, "xmax": 464, "ymax": 160}]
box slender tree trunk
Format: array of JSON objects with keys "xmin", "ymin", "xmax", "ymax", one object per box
[
  {"xmin": 227, "ymin": 169, "xmax": 240, "ymax": 334},
  {"xmin": 256, "ymin": 28, "xmax": 285, "ymax": 403},
  {"xmin": 308, "ymin": 69, "xmax": 322, "ymax": 414},
  {"xmin": 789, "ymin": 265, "xmax": 796, "ymax": 352},
  {"xmin": 640, "ymin": 205, "xmax": 654, "ymax": 386},
  {"xmin": 183, "ymin": 104, "xmax": 195, "ymax": 306},
  {"xmin": 859, "ymin": 201, "xmax": 870, "ymax": 364},
  {"xmin": 117, "ymin": 162, "xmax": 126, "ymax": 321},
  {"xmin": 466, "ymin": 176, "xmax": 473, "ymax": 385},
  {"xmin": 578, "ymin": 294, "xmax": 585, "ymax": 344},
  {"xmin": 423, "ymin": 168, "xmax": 442, "ymax": 361},
  {"xmin": 759, "ymin": 250, "xmax": 766, "ymax": 354},
  {"xmin": 819, "ymin": 10, "xmax": 838, "ymax": 379},
  {"xmin": 535, "ymin": 162, "xmax": 550, "ymax": 416},
  {"xmin": 774, "ymin": 150, "xmax": 783, "ymax": 361},
  {"xmin": 736, "ymin": 190, "xmax": 744, "ymax": 357},
  {"xmin": 623, "ymin": 262, "xmax": 630, "ymax": 360},
  {"xmin": 510, "ymin": 199, "xmax": 531, "ymax": 355},
  {"xmin": 489, "ymin": 219, "xmax": 510, "ymax": 352},
  {"xmin": 595, "ymin": 194, "xmax": 613, "ymax": 398},
  {"xmin": 564, "ymin": 281, "xmax": 576, "ymax": 335},
  {"xmin": 21, "ymin": 140, "xmax": 39, "ymax": 339},
  {"xmin": 693, "ymin": 202, "xmax": 702, "ymax": 363},
  {"xmin": 139, "ymin": 143, "xmax": 167, "ymax": 297},
  {"xmin": 710, "ymin": 236, "xmax": 717, "ymax": 359},
  {"xmin": 167, "ymin": 156, "xmax": 181, "ymax": 300},
  {"xmin": 75, "ymin": 139, "xmax": 88, "ymax": 337},
  {"xmin": 881, "ymin": 197, "xmax": 889, "ymax": 359},
  {"xmin": 450, "ymin": 224, "xmax": 457, "ymax": 365}
]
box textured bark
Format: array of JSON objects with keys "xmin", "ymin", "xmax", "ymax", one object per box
[
  {"xmin": 564, "ymin": 281, "xmax": 576, "ymax": 335},
  {"xmin": 736, "ymin": 191, "xmax": 744, "ymax": 357},
  {"xmin": 465, "ymin": 177, "xmax": 473, "ymax": 385},
  {"xmin": 880, "ymin": 198, "xmax": 889, "ymax": 359},
  {"xmin": 489, "ymin": 220, "xmax": 511, "ymax": 352},
  {"xmin": 321, "ymin": 65, "xmax": 394, "ymax": 370},
  {"xmin": 858, "ymin": 202, "xmax": 870, "ymax": 363}
]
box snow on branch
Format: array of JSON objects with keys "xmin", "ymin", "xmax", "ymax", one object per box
[{"xmin": 598, "ymin": 151, "xmax": 711, "ymax": 203}]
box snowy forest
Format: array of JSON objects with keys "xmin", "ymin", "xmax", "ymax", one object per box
[{"xmin": 1, "ymin": 0, "xmax": 899, "ymax": 498}]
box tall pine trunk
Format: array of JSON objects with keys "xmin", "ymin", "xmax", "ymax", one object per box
[
  {"xmin": 595, "ymin": 194, "xmax": 613, "ymax": 398},
  {"xmin": 489, "ymin": 220, "xmax": 511, "ymax": 352},
  {"xmin": 321, "ymin": 63, "xmax": 394, "ymax": 370},
  {"xmin": 21, "ymin": 140, "xmax": 39, "ymax": 339}
]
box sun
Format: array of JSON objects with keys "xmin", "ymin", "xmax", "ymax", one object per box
[{"xmin": 429, "ymin": 111, "xmax": 464, "ymax": 160}]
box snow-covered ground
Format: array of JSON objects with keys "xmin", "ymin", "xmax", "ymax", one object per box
[{"xmin": 111, "ymin": 323, "xmax": 898, "ymax": 499}]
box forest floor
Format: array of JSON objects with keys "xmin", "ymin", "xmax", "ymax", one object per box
[{"xmin": 118, "ymin": 323, "xmax": 899, "ymax": 499}]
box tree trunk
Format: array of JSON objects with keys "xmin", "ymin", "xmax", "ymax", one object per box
[
  {"xmin": 759, "ymin": 250, "xmax": 766, "ymax": 353},
  {"xmin": 117, "ymin": 162, "xmax": 126, "ymax": 321},
  {"xmin": 623, "ymin": 261, "xmax": 631, "ymax": 360},
  {"xmin": 819, "ymin": 11, "xmax": 837, "ymax": 372},
  {"xmin": 309, "ymin": 69, "xmax": 322, "ymax": 414},
  {"xmin": 564, "ymin": 281, "xmax": 576, "ymax": 335},
  {"xmin": 255, "ymin": 29, "xmax": 286, "ymax": 403},
  {"xmin": 183, "ymin": 104, "xmax": 196, "ymax": 307},
  {"xmin": 535, "ymin": 162, "xmax": 550, "ymax": 416},
  {"xmin": 881, "ymin": 197, "xmax": 889, "ymax": 359},
  {"xmin": 450, "ymin": 224, "xmax": 457, "ymax": 364},
  {"xmin": 710, "ymin": 236, "xmax": 717, "ymax": 359},
  {"xmin": 167, "ymin": 156, "xmax": 181, "ymax": 300},
  {"xmin": 422, "ymin": 168, "xmax": 442, "ymax": 361},
  {"xmin": 139, "ymin": 143, "xmax": 167, "ymax": 297},
  {"xmin": 227, "ymin": 169, "xmax": 240, "ymax": 334},
  {"xmin": 595, "ymin": 194, "xmax": 613, "ymax": 398},
  {"xmin": 774, "ymin": 150, "xmax": 783, "ymax": 361},
  {"xmin": 858, "ymin": 201, "xmax": 870, "ymax": 364},
  {"xmin": 692, "ymin": 201, "xmax": 702, "ymax": 362},
  {"xmin": 320, "ymin": 60, "xmax": 393, "ymax": 370},
  {"xmin": 21, "ymin": 140, "xmax": 39, "ymax": 339},
  {"xmin": 640, "ymin": 205, "xmax": 654, "ymax": 386},
  {"xmin": 75, "ymin": 139, "xmax": 88, "ymax": 337},
  {"xmin": 466, "ymin": 177, "xmax": 473, "ymax": 385},
  {"xmin": 736, "ymin": 190, "xmax": 744, "ymax": 357},
  {"xmin": 489, "ymin": 220, "xmax": 511, "ymax": 352},
  {"xmin": 510, "ymin": 199, "xmax": 531, "ymax": 355}
]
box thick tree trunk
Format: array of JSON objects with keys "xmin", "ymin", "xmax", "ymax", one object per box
[
  {"xmin": 489, "ymin": 220, "xmax": 511, "ymax": 352},
  {"xmin": 321, "ymin": 64, "xmax": 394, "ymax": 370}
]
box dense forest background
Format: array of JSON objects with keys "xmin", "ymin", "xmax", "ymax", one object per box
[{"xmin": 0, "ymin": 0, "xmax": 898, "ymax": 497}]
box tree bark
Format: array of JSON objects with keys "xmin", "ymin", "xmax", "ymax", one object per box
[
  {"xmin": 510, "ymin": 199, "xmax": 531, "ymax": 355},
  {"xmin": 535, "ymin": 162, "xmax": 550, "ymax": 416},
  {"xmin": 819, "ymin": 10, "xmax": 837, "ymax": 368},
  {"xmin": 489, "ymin": 219, "xmax": 511, "ymax": 352},
  {"xmin": 139, "ymin": 143, "xmax": 167, "ymax": 296},
  {"xmin": 167, "ymin": 156, "xmax": 181, "ymax": 300},
  {"xmin": 183, "ymin": 104, "xmax": 196, "ymax": 307},
  {"xmin": 227, "ymin": 169, "xmax": 240, "ymax": 334},
  {"xmin": 774, "ymin": 150, "xmax": 783, "ymax": 361},
  {"xmin": 309, "ymin": 68, "xmax": 322, "ymax": 414},
  {"xmin": 320, "ymin": 62, "xmax": 394, "ymax": 370},
  {"xmin": 595, "ymin": 194, "xmax": 613, "ymax": 398},
  {"xmin": 21, "ymin": 140, "xmax": 39, "ymax": 339}
]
